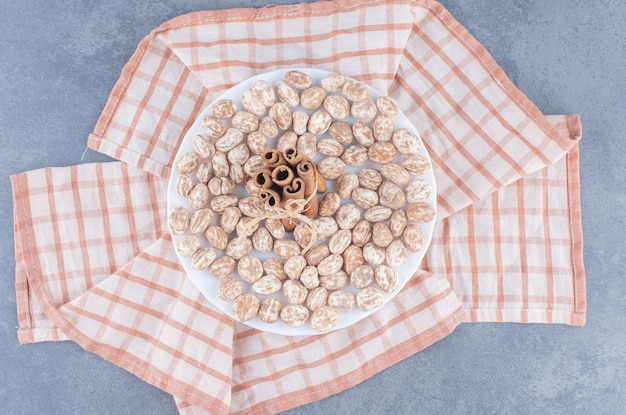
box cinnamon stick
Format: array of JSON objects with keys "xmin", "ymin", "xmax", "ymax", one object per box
[
  {"xmin": 294, "ymin": 161, "xmax": 319, "ymax": 218},
  {"xmin": 295, "ymin": 160, "xmax": 317, "ymax": 197},
  {"xmin": 281, "ymin": 177, "xmax": 306, "ymax": 200},
  {"xmin": 314, "ymin": 165, "xmax": 327, "ymax": 193},
  {"xmin": 271, "ymin": 165, "xmax": 295, "ymax": 188},
  {"xmin": 283, "ymin": 147, "xmax": 305, "ymax": 167},
  {"xmin": 262, "ymin": 149, "xmax": 285, "ymax": 168},
  {"xmin": 253, "ymin": 168, "xmax": 274, "ymax": 189},
  {"xmin": 259, "ymin": 188, "xmax": 281, "ymax": 209}
]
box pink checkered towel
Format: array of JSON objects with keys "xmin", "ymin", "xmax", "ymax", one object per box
[{"xmin": 12, "ymin": 1, "xmax": 585, "ymax": 413}]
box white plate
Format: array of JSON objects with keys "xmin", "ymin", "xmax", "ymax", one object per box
[{"xmin": 167, "ymin": 68, "xmax": 437, "ymax": 336}]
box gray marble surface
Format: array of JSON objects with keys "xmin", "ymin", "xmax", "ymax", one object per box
[{"xmin": 1, "ymin": 1, "xmax": 624, "ymax": 414}]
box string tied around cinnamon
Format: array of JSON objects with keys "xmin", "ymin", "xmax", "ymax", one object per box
[{"xmin": 234, "ymin": 173, "xmax": 320, "ymax": 255}]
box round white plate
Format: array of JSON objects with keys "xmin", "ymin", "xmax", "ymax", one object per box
[{"xmin": 167, "ymin": 68, "xmax": 437, "ymax": 336}]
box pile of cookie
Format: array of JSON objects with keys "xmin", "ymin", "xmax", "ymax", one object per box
[{"xmin": 168, "ymin": 70, "xmax": 434, "ymax": 332}]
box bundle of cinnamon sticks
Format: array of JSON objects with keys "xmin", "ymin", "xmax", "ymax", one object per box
[{"xmin": 253, "ymin": 148, "xmax": 326, "ymax": 231}]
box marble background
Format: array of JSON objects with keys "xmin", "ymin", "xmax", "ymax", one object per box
[{"xmin": 1, "ymin": 1, "xmax": 624, "ymax": 414}]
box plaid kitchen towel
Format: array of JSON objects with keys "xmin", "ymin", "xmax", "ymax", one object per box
[{"xmin": 12, "ymin": 0, "xmax": 585, "ymax": 413}]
